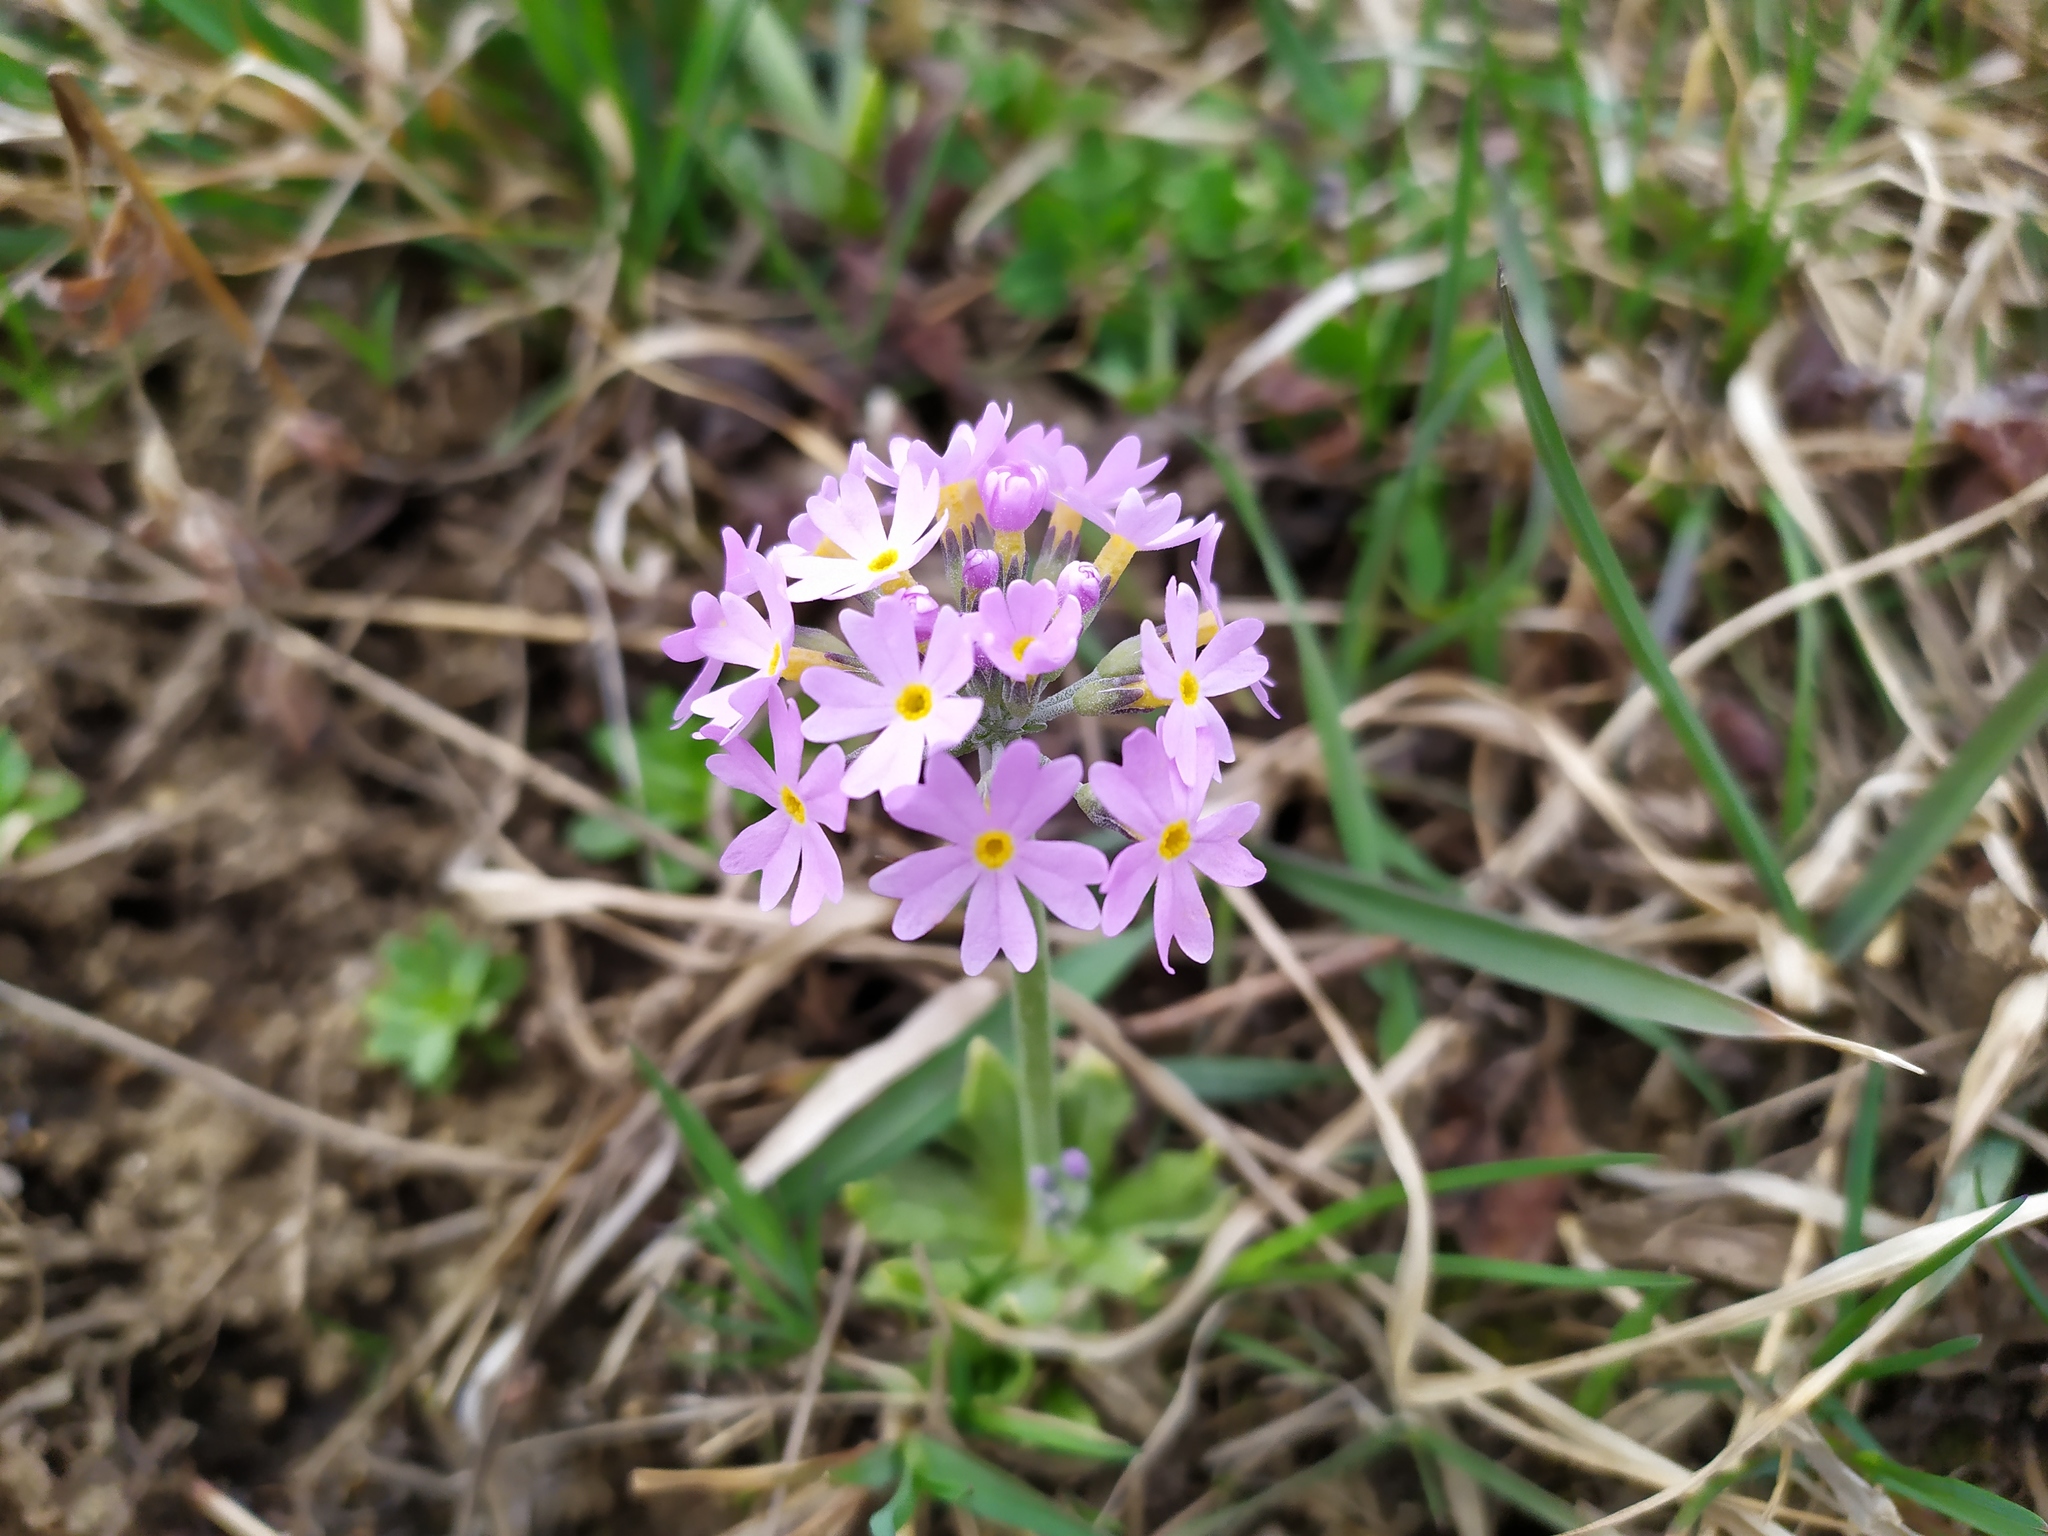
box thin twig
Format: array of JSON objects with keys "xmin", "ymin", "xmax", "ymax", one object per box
[{"xmin": 0, "ymin": 978, "xmax": 541, "ymax": 1177}]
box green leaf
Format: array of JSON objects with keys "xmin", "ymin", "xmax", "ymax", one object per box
[
  {"xmin": 0, "ymin": 731, "xmax": 30, "ymax": 810},
  {"xmin": 1266, "ymin": 852, "xmax": 1828, "ymax": 1047},
  {"xmin": 567, "ymin": 812, "xmax": 645, "ymax": 863},
  {"xmin": 1850, "ymin": 1453, "xmax": 2048, "ymax": 1536},
  {"xmin": 359, "ymin": 915, "xmax": 525, "ymax": 1091},
  {"xmin": 903, "ymin": 1432, "xmax": 1102, "ymax": 1536},
  {"xmin": 1572, "ymin": 1296, "xmax": 1662, "ymax": 1418},
  {"xmin": 962, "ymin": 1403, "xmax": 1136, "ymax": 1464},
  {"xmin": 1056, "ymin": 1045, "xmax": 1135, "ymax": 1177},
  {"xmin": 1158, "ymin": 1056, "xmax": 1344, "ymax": 1104},
  {"xmin": 1066, "ymin": 1229, "xmax": 1167, "ymax": 1297},
  {"xmin": 1500, "ymin": 273, "xmax": 1810, "ymax": 939},
  {"xmin": 1823, "ymin": 647, "xmax": 2048, "ymax": 962},
  {"xmin": 1087, "ymin": 1147, "xmax": 1226, "ymax": 1238},
  {"xmin": 956, "ymin": 1038, "xmax": 1026, "ymax": 1227},
  {"xmin": 843, "ymin": 1154, "xmax": 1014, "ymax": 1256},
  {"xmin": 1241, "ymin": 1253, "xmax": 1692, "ymax": 1294},
  {"xmin": 18, "ymin": 770, "xmax": 83, "ymax": 828}
]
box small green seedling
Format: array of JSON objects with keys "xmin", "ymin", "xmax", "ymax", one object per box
[
  {"xmin": 307, "ymin": 280, "xmax": 407, "ymax": 389},
  {"xmin": 567, "ymin": 686, "xmax": 715, "ymax": 892},
  {"xmin": 360, "ymin": 914, "xmax": 525, "ymax": 1091},
  {"xmin": 847, "ymin": 1040, "xmax": 1228, "ymax": 1327},
  {"xmin": 0, "ymin": 729, "xmax": 83, "ymax": 865}
]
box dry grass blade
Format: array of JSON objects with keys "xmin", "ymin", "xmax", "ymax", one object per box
[
  {"xmin": 0, "ymin": 977, "xmax": 542, "ymax": 1176},
  {"xmin": 1944, "ymin": 971, "xmax": 2048, "ymax": 1179},
  {"xmin": 630, "ymin": 1444, "xmax": 876, "ymax": 1497}
]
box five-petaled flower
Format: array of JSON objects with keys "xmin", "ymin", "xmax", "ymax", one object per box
[
  {"xmin": 784, "ymin": 465, "xmax": 947, "ymax": 602},
  {"xmin": 872, "ymin": 743, "xmax": 1108, "ymax": 976},
  {"xmin": 802, "ymin": 593, "xmax": 982, "ymax": 799},
  {"xmin": 1090, "ymin": 728, "xmax": 1264, "ymax": 973},
  {"xmin": 708, "ymin": 691, "xmax": 849, "ymax": 926},
  {"xmin": 977, "ymin": 579, "xmax": 1082, "ymax": 682},
  {"xmin": 1141, "ymin": 578, "xmax": 1271, "ymax": 784},
  {"xmin": 665, "ymin": 545, "xmax": 795, "ymax": 742}
]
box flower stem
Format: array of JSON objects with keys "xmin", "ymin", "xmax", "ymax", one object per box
[{"xmin": 1012, "ymin": 895, "xmax": 1059, "ymax": 1233}]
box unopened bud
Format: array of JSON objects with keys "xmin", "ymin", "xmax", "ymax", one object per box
[
  {"xmin": 1094, "ymin": 634, "xmax": 1143, "ymax": 677},
  {"xmin": 1059, "ymin": 1147, "xmax": 1091, "ymax": 1182},
  {"xmin": 1072, "ymin": 672, "xmax": 1147, "ymax": 716},
  {"xmin": 961, "ymin": 547, "xmax": 1001, "ymax": 596},
  {"xmin": 1055, "ymin": 560, "xmax": 1103, "ymax": 613},
  {"xmin": 1028, "ymin": 1163, "xmax": 1055, "ymax": 1192},
  {"xmin": 905, "ymin": 587, "xmax": 939, "ymax": 643},
  {"xmin": 979, "ymin": 462, "xmax": 1050, "ymax": 533}
]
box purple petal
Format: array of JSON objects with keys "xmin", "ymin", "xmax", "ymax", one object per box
[
  {"xmin": 1101, "ymin": 844, "xmax": 1160, "ymax": 938},
  {"xmin": 707, "ymin": 737, "xmax": 779, "ymax": 801},
  {"xmin": 789, "ymin": 822, "xmax": 843, "ymax": 924},
  {"xmin": 722, "ymin": 814, "xmax": 790, "ymax": 880},
  {"xmin": 990, "ymin": 743, "xmax": 1082, "ymax": 838},
  {"xmin": 873, "ymin": 847, "xmax": 979, "ymax": 938},
  {"xmin": 880, "ymin": 750, "xmax": 985, "ymax": 841},
  {"xmin": 865, "ymin": 593, "xmax": 923, "ymax": 685},
  {"xmin": 1087, "ymin": 758, "xmax": 1164, "ymax": 839},
  {"xmin": 842, "ymin": 721, "xmax": 926, "ymax": 800},
  {"xmin": 799, "ymin": 668, "xmax": 896, "ymax": 741},
  {"xmin": 966, "ymin": 869, "xmax": 1035, "ymax": 975},
  {"xmin": 921, "ymin": 697, "xmax": 983, "ymax": 754},
  {"xmin": 1011, "ymin": 842, "xmax": 1107, "ymax": 930},
  {"xmin": 767, "ymin": 690, "xmax": 804, "ymax": 781},
  {"xmin": 1138, "ymin": 620, "xmax": 1179, "ymax": 700},
  {"xmin": 1163, "ymin": 579, "xmax": 1201, "ymax": 660},
  {"xmin": 1188, "ymin": 827, "xmax": 1264, "ymax": 888},
  {"xmin": 1156, "ymin": 860, "xmax": 1213, "ymax": 970},
  {"xmin": 922, "ymin": 607, "xmax": 977, "ymax": 694}
]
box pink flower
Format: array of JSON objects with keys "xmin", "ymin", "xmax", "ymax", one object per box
[
  {"xmin": 1055, "ymin": 560, "xmax": 1103, "ymax": 613},
  {"xmin": 977, "ymin": 579, "xmax": 1082, "ymax": 681},
  {"xmin": 1050, "ymin": 434, "xmax": 1167, "ymax": 527},
  {"xmin": 1140, "ymin": 578, "xmax": 1270, "ymax": 783},
  {"xmin": 872, "ymin": 743, "xmax": 1108, "ymax": 975},
  {"xmin": 1189, "ymin": 516, "xmax": 1277, "ymax": 718},
  {"xmin": 801, "ymin": 593, "xmax": 982, "ymax": 799},
  {"xmin": 708, "ymin": 691, "xmax": 849, "ymax": 925},
  {"xmin": 852, "ymin": 402, "xmax": 1013, "ymax": 490},
  {"xmin": 782, "ymin": 465, "xmax": 946, "ymax": 602},
  {"xmin": 1089, "ymin": 728, "xmax": 1263, "ymax": 973},
  {"xmin": 1100, "ymin": 486, "xmax": 1201, "ymax": 554},
  {"xmin": 666, "ymin": 546, "xmax": 794, "ymax": 741},
  {"xmin": 980, "ymin": 460, "xmax": 1051, "ymax": 532}
]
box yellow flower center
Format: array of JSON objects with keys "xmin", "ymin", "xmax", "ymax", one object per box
[
  {"xmin": 896, "ymin": 682, "xmax": 933, "ymax": 722},
  {"xmin": 767, "ymin": 640, "xmax": 784, "ymax": 675},
  {"xmin": 779, "ymin": 785, "xmax": 807, "ymax": 825},
  {"xmin": 974, "ymin": 830, "xmax": 1015, "ymax": 869},
  {"xmin": 1177, "ymin": 670, "xmax": 1200, "ymax": 706},
  {"xmin": 867, "ymin": 548, "xmax": 900, "ymax": 573},
  {"xmin": 1157, "ymin": 820, "xmax": 1192, "ymax": 860},
  {"xmin": 1011, "ymin": 635, "xmax": 1034, "ymax": 665}
]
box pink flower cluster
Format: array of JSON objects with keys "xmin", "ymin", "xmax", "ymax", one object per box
[{"xmin": 660, "ymin": 406, "xmax": 1276, "ymax": 974}]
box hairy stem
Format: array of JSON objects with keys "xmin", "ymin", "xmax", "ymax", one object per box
[{"xmin": 1012, "ymin": 896, "xmax": 1059, "ymax": 1235}]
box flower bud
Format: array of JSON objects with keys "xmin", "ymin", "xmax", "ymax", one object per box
[
  {"xmin": 961, "ymin": 547, "xmax": 1001, "ymax": 597},
  {"xmin": 905, "ymin": 587, "xmax": 939, "ymax": 643},
  {"xmin": 1071, "ymin": 673, "xmax": 1148, "ymax": 716},
  {"xmin": 1059, "ymin": 1147, "xmax": 1091, "ymax": 1182},
  {"xmin": 979, "ymin": 462, "xmax": 1050, "ymax": 533},
  {"xmin": 1093, "ymin": 633, "xmax": 1143, "ymax": 677},
  {"xmin": 1054, "ymin": 560, "xmax": 1103, "ymax": 614}
]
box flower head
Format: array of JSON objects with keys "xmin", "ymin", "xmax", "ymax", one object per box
[
  {"xmin": 1140, "ymin": 578, "xmax": 1270, "ymax": 783},
  {"xmin": 783, "ymin": 465, "xmax": 946, "ymax": 602},
  {"xmin": 1051, "ymin": 434, "xmax": 1168, "ymax": 527},
  {"xmin": 669, "ymin": 547, "xmax": 795, "ymax": 741},
  {"xmin": 1102, "ymin": 487, "xmax": 1201, "ymax": 554},
  {"xmin": 802, "ymin": 592, "xmax": 982, "ymax": 799},
  {"xmin": 961, "ymin": 547, "xmax": 1002, "ymax": 596},
  {"xmin": 708, "ymin": 691, "xmax": 849, "ymax": 925},
  {"xmin": 1055, "ymin": 560, "xmax": 1103, "ymax": 614},
  {"xmin": 1189, "ymin": 516, "xmax": 1278, "ymax": 717},
  {"xmin": 977, "ymin": 579, "xmax": 1082, "ymax": 681},
  {"xmin": 871, "ymin": 743, "xmax": 1108, "ymax": 975},
  {"xmin": 980, "ymin": 460, "xmax": 1051, "ymax": 533},
  {"xmin": 850, "ymin": 402, "xmax": 1013, "ymax": 492},
  {"xmin": 1089, "ymin": 728, "xmax": 1263, "ymax": 973}
]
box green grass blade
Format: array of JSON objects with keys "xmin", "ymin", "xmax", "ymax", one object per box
[
  {"xmin": 1405, "ymin": 1424, "xmax": 1582, "ymax": 1532},
  {"xmin": 1264, "ymin": 852, "xmax": 1883, "ymax": 1056},
  {"xmin": 1839, "ymin": 1333, "xmax": 1979, "ymax": 1384},
  {"xmin": 1207, "ymin": 441, "xmax": 1385, "ymax": 876},
  {"xmin": 1995, "ymin": 1237, "xmax": 2048, "ymax": 1325},
  {"xmin": 1822, "ymin": 648, "xmax": 2048, "ymax": 962},
  {"xmin": 1849, "ymin": 1452, "xmax": 2048, "ymax": 1536},
  {"xmin": 1341, "ymin": 95, "xmax": 1485, "ymax": 686},
  {"xmin": 1841, "ymin": 1063, "xmax": 1887, "ymax": 1254},
  {"xmin": 904, "ymin": 1433, "xmax": 1102, "ymax": 1536},
  {"xmin": 1159, "ymin": 1056, "xmax": 1344, "ymax": 1104},
  {"xmin": 1572, "ymin": 1296, "xmax": 1662, "ymax": 1418},
  {"xmin": 1500, "ymin": 272, "xmax": 1811, "ymax": 939},
  {"xmin": 1243, "ymin": 1253, "xmax": 1694, "ymax": 1294},
  {"xmin": 1769, "ymin": 499, "xmax": 1825, "ymax": 842},
  {"xmin": 1225, "ymin": 1152, "xmax": 1656, "ymax": 1286},
  {"xmin": 1809, "ymin": 1199, "xmax": 2021, "ymax": 1369}
]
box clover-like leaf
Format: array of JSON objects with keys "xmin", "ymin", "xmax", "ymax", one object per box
[{"xmin": 360, "ymin": 914, "xmax": 526, "ymax": 1092}]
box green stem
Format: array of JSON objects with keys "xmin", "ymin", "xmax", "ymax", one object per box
[{"xmin": 1012, "ymin": 896, "xmax": 1059, "ymax": 1229}]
